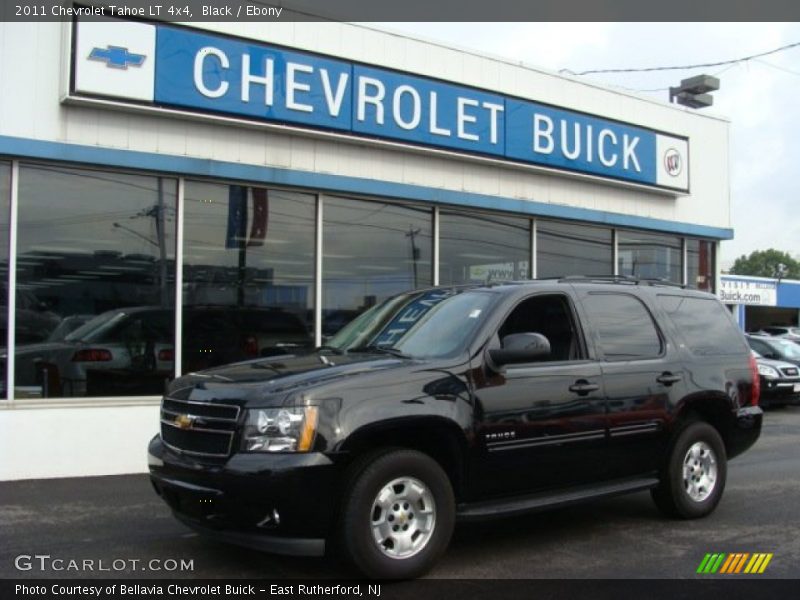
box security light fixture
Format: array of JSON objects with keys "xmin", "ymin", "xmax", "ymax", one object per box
[{"xmin": 669, "ymin": 74, "xmax": 720, "ymax": 109}]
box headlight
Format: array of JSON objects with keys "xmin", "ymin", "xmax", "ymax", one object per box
[
  {"xmin": 757, "ymin": 364, "xmax": 780, "ymax": 379},
  {"xmin": 242, "ymin": 407, "xmax": 318, "ymax": 452}
]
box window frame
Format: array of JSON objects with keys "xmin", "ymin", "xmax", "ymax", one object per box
[
  {"xmin": 438, "ymin": 208, "xmax": 533, "ymax": 286},
  {"xmin": 10, "ymin": 161, "xmax": 180, "ymax": 402},
  {"xmin": 491, "ymin": 291, "xmax": 590, "ymax": 366}
]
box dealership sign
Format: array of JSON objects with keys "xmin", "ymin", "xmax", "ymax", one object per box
[
  {"xmin": 70, "ymin": 19, "xmax": 690, "ymax": 192},
  {"xmin": 718, "ymin": 278, "xmax": 777, "ymax": 306}
]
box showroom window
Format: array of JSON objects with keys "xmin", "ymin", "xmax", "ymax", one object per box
[
  {"xmin": 439, "ymin": 210, "xmax": 530, "ymax": 286},
  {"xmin": 0, "ymin": 162, "xmax": 9, "ymax": 399},
  {"xmin": 537, "ymin": 220, "xmax": 613, "ymax": 279},
  {"xmin": 14, "ymin": 164, "xmax": 177, "ymax": 399},
  {"xmin": 617, "ymin": 230, "xmax": 682, "ymax": 284},
  {"xmin": 687, "ymin": 239, "xmax": 715, "ymax": 291},
  {"xmin": 322, "ymin": 196, "xmax": 432, "ymax": 337},
  {"xmin": 182, "ymin": 182, "xmax": 316, "ymax": 371}
]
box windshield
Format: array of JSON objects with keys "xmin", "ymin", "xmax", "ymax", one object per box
[
  {"xmin": 63, "ymin": 310, "xmax": 128, "ymax": 343},
  {"xmin": 46, "ymin": 315, "xmax": 94, "ymax": 342},
  {"xmin": 326, "ymin": 289, "xmax": 496, "ymax": 359},
  {"xmin": 769, "ymin": 339, "xmax": 800, "ymax": 359}
]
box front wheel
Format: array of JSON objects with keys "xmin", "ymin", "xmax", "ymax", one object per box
[
  {"xmin": 651, "ymin": 421, "xmax": 727, "ymax": 519},
  {"xmin": 339, "ymin": 449, "xmax": 455, "ymax": 579}
]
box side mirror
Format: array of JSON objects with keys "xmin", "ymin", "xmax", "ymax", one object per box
[{"xmin": 489, "ymin": 332, "xmax": 551, "ymax": 366}]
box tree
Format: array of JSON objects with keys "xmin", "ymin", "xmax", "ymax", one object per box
[{"xmin": 729, "ymin": 249, "xmax": 800, "ymax": 279}]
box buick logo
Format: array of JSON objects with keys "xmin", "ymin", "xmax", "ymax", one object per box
[
  {"xmin": 173, "ymin": 414, "xmax": 195, "ymax": 430},
  {"xmin": 664, "ymin": 148, "xmax": 682, "ymax": 177}
]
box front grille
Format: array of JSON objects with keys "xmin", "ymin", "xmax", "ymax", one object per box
[
  {"xmin": 780, "ymin": 367, "xmax": 798, "ymax": 377},
  {"xmin": 160, "ymin": 397, "xmax": 241, "ymax": 457}
]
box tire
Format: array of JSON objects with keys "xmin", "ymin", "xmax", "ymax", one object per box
[
  {"xmin": 339, "ymin": 448, "xmax": 455, "ymax": 579},
  {"xmin": 651, "ymin": 421, "xmax": 727, "ymax": 519}
]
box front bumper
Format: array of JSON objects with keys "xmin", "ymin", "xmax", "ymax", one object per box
[
  {"xmin": 148, "ymin": 435, "xmax": 341, "ymax": 556},
  {"xmin": 759, "ymin": 378, "xmax": 800, "ymax": 406}
]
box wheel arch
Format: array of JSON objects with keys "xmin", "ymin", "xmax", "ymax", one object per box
[
  {"xmin": 674, "ymin": 393, "xmax": 737, "ymax": 456},
  {"xmin": 338, "ymin": 417, "xmax": 469, "ymax": 500}
]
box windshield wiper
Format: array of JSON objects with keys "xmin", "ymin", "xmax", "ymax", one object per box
[
  {"xmin": 316, "ymin": 345, "xmax": 346, "ymax": 355},
  {"xmin": 350, "ymin": 345, "xmax": 412, "ymax": 359}
]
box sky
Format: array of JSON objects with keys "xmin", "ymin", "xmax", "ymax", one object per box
[{"xmin": 372, "ymin": 22, "xmax": 800, "ymax": 269}]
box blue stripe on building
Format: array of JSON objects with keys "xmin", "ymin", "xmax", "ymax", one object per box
[{"xmin": 0, "ymin": 135, "xmax": 733, "ymax": 240}]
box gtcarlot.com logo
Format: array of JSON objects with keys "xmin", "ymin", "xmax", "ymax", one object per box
[
  {"xmin": 14, "ymin": 554, "xmax": 194, "ymax": 572},
  {"xmin": 697, "ymin": 552, "xmax": 773, "ymax": 574}
]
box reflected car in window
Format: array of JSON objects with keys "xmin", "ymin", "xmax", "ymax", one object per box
[
  {"xmin": 6, "ymin": 305, "xmax": 312, "ymax": 398},
  {"xmin": 0, "ymin": 288, "xmax": 61, "ymax": 345}
]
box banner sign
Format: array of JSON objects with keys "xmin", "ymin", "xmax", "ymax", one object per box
[
  {"xmin": 71, "ymin": 18, "xmax": 690, "ymax": 192},
  {"xmin": 718, "ymin": 278, "xmax": 778, "ymax": 306}
]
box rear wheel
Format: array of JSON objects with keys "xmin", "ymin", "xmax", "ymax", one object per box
[
  {"xmin": 651, "ymin": 421, "xmax": 727, "ymax": 518},
  {"xmin": 339, "ymin": 449, "xmax": 455, "ymax": 579}
]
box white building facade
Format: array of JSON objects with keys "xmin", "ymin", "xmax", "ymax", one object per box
[{"xmin": 0, "ymin": 18, "xmax": 730, "ymax": 479}]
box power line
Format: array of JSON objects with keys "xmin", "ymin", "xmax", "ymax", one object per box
[
  {"xmin": 753, "ymin": 58, "xmax": 800, "ymax": 77},
  {"xmin": 561, "ymin": 40, "xmax": 800, "ymax": 76},
  {"xmin": 620, "ymin": 63, "xmax": 740, "ymax": 94}
]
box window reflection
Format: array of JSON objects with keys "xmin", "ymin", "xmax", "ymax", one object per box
[
  {"xmin": 323, "ymin": 196, "xmax": 432, "ymax": 337},
  {"xmin": 687, "ymin": 239, "xmax": 715, "ymax": 291},
  {"xmin": 537, "ymin": 220, "xmax": 613, "ymax": 278},
  {"xmin": 583, "ymin": 293, "xmax": 662, "ymax": 359},
  {"xmin": 182, "ymin": 182, "xmax": 315, "ymax": 371},
  {"xmin": 618, "ymin": 230, "xmax": 682, "ymax": 283},
  {"xmin": 13, "ymin": 165, "xmax": 177, "ymax": 399},
  {"xmin": 439, "ymin": 211, "xmax": 530, "ymax": 285}
]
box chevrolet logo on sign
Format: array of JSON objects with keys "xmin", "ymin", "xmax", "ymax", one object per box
[
  {"xmin": 173, "ymin": 414, "xmax": 195, "ymax": 430},
  {"xmin": 88, "ymin": 46, "xmax": 146, "ymax": 70}
]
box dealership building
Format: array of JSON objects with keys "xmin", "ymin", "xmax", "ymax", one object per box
[{"xmin": 0, "ymin": 17, "xmax": 731, "ymax": 480}]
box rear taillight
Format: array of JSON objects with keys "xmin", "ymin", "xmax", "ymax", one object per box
[
  {"xmin": 71, "ymin": 349, "xmax": 112, "ymax": 362},
  {"xmin": 243, "ymin": 335, "xmax": 259, "ymax": 358},
  {"xmin": 749, "ymin": 354, "xmax": 760, "ymax": 406},
  {"xmin": 158, "ymin": 348, "xmax": 175, "ymax": 361}
]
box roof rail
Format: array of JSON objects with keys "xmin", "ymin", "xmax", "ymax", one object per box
[{"xmin": 557, "ymin": 275, "xmax": 686, "ymax": 288}]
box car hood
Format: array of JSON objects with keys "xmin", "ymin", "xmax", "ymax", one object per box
[
  {"xmin": 168, "ymin": 351, "xmax": 421, "ymax": 407},
  {"xmin": 755, "ymin": 356, "xmax": 799, "ymax": 371}
]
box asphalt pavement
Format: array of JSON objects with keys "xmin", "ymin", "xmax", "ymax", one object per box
[{"xmin": 2, "ymin": 407, "xmax": 799, "ymax": 579}]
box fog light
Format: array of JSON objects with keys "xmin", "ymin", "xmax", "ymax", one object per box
[{"xmin": 257, "ymin": 508, "xmax": 281, "ymax": 529}]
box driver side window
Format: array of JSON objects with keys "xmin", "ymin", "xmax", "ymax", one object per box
[{"xmin": 498, "ymin": 294, "xmax": 583, "ymax": 362}]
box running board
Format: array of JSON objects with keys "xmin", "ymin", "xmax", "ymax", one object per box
[{"xmin": 456, "ymin": 477, "xmax": 660, "ymax": 522}]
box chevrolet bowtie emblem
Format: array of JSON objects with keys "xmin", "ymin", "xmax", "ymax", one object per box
[
  {"xmin": 88, "ymin": 46, "xmax": 146, "ymax": 69},
  {"xmin": 174, "ymin": 414, "xmax": 195, "ymax": 430}
]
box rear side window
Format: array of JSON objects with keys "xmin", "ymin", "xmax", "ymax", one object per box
[
  {"xmin": 583, "ymin": 293, "xmax": 662, "ymax": 360},
  {"xmin": 658, "ymin": 295, "xmax": 747, "ymax": 356}
]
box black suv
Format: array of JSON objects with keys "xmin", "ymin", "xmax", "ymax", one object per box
[{"xmin": 148, "ymin": 278, "xmax": 763, "ymax": 579}]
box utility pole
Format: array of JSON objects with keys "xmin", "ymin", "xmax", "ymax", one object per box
[
  {"xmin": 406, "ymin": 226, "xmax": 421, "ymax": 288},
  {"xmin": 154, "ymin": 178, "xmax": 169, "ymax": 308}
]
